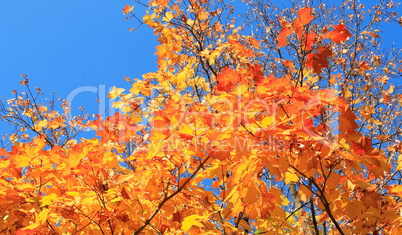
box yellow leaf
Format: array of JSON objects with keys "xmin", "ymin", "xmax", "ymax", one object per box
[
  {"xmin": 38, "ymin": 208, "xmax": 49, "ymax": 224},
  {"xmin": 40, "ymin": 193, "xmax": 57, "ymax": 207},
  {"xmin": 198, "ymin": 11, "xmax": 209, "ymax": 21},
  {"xmin": 391, "ymin": 185, "xmax": 402, "ymax": 196},
  {"xmin": 66, "ymin": 191, "xmax": 81, "ymax": 196},
  {"xmin": 209, "ymin": 49, "xmax": 221, "ymax": 65},
  {"xmin": 260, "ymin": 116, "xmax": 274, "ymax": 128},
  {"xmin": 22, "ymin": 108, "xmax": 33, "ymax": 117},
  {"xmin": 396, "ymin": 154, "xmax": 402, "ymax": 171},
  {"xmin": 9, "ymin": 133, "xmax": 18, "ymax": 142},
  {"xmin": 173, "ymin": 65, "xmax": 193, "ymax": 89},
  {"xmin": 0, "ymin": 159, "xmax": 9, "ymax": 169},
  {"xmin": 282, "ymin": 196, "xmax": 290, "ymax": 206},
  {"xmin": 339, "ymin": 138, "xmax": 350, "ymax": 151},
  {"xmin": 108, "ymin": 86, "xmax": 125, "ymax": 99},
  {"xmin": 178, "ymin": 125, "xmax": 194, "ymax": 140},
  {"xmin": 163, "ymin": 11, "xmax": 173, "ymax": 22},
  {"xmin": 15, "ymin": 154, "xmax": 31, "ymax": 168},
  {"xmin": 34, "ymin": 119, "xmax": 48, "ymax": 130},
  {"xmin": 285, "ymin": 172, "xmax": 299, "ymax": 184},
  {"xmin": 181, "ymin": 215, "xmax": 205, "ymax": 232},
  {"xmin": 388, "ymin": 85, "xmax": 394, "ymax": 94},
  {"xmin": 147, "ymin": 140, "xmax": 163, "ymax": 159},
  {"xmin": 16, "ymin": 183, "xmax": 35, "ymax": 191},
  {"xmin": 23, "ymin": 222, "xmax": 40, "ymax": 230},
  {"xmin": 130, "ymin": 79, "xmax": 151, "ymax": 96}
]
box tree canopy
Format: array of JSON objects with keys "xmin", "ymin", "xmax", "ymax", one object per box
[{"xmin": 0, "ymin": 0, "xmax": 401, "ymax": 234}]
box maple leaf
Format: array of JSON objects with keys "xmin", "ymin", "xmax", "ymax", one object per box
[
  {"xmin": 40, "ymin": 193, "xmax": 57, "ymax": 207},
  {"xmin": 339, "ymin": 106, "xmax": 359, "ymax": 134},
  {"xmin": 304, "ymin": 31, "xmax": 317, "ymax": 50},
  {"xmin": 161, "ymin": 224, "xmax": 169, "ymax": 233},
  {"xmin": 244, "ymin": 182, "xmax": 260, "ymax": 204},
  {"xmin": 352, "ymin": 136, "xmax": 377, "ymax": 156},
  {"xmin": 305, "ymin": 46, "xmax": 332, "ymax": 74},
  {"xmin": 181, "ymin": 215, "xmax": 205, "ymax": 232},
  {"xmin": 121, "ymin": 186, "xmax": 131, "ymax": 199},
  {"xmin": 108, "ymin": 86, "xmax": 125, "ymax": 99},
  {"xmin": 178, "ymin": 125, "xmax": 194, "ymax": 140},
  {"xmin": 391, "ymin": 185, "xmax": 402, "ymax": 196},
  {"xmin": 277, "ymin": 22, "xmax": 292, "ymax": 48},
  {"xmin": 326, "ymin": 24, "xmax": 352, "ymax": 44},
  {"xmin": 2, "ymin": 1, "xmax": 400, "ymax": 234},
  {"xmin": 216, "ymin": 67, "xmax": 240, "ymax": 91},
  {"xmin": 210, "ymin": 147, "xmax": 230, "ymax": 160},
  {"xmin": 293, "ymin": 7, "xmax": 314, "ymax": 39},
  {"xmin": 172, "ymin": 211, "xmax": 182, "ymax": 222},
  {"xmin": 149, "ymin": 0, "xmax": 169, "ymax": 7},
  {"xmin": 123, "ymin": 5, "xmax": 134, "ymax": 15},
  {"xmin": 285, "ymin": 172, "xmax": 299, "ymax": 184},
  {"xmin": 298, "ymin": 8, "xmax": 314, "ymax": 25}
]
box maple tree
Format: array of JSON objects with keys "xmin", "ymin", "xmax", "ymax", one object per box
[{"xmin": 0, "ymin": 0, "xmax": 401, "ymax": 234}]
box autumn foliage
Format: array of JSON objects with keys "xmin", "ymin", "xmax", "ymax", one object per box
[{"xmin": 0, "ymin": 0, "xmax": 401, "ymax": 234}]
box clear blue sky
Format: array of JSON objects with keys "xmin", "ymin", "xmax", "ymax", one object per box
[
  {"xmin": 0, "ymin": 0, "xmax": 157, "ymax": 118},
  {"xmin": 0, "ymin": 1, "xmax": 401, "ymax": 125}
]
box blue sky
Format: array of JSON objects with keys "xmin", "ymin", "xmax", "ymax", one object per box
[
  {"xmin": 0, "ymin": 1, "xmax": 401, "ymax": 130},
  {"xmin": 0, "ymin": 1, "xmax": 157, "ymax": 117}
]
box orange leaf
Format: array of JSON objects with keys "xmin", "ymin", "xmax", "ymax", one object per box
[
  {"xmin": 244, "ymin": 182, "xmax": 259, "ymax": 204},
  {"xmin": 293, "ymin": 8, "xmax": 314, "ymax": 39},
  {"xmin": 305, "ymin": 31, "xmax": 316, "ymax": 50},
  {"xmin": 20, "ymin": 77, "xmax": 29, "ymax": 85},
  {"xmin": 123, "ymin": 5, "xmax": 134, "ymax": 15},
  {"xmin": 277, "ymin": 23, "xmax": 292, "ymax": 48},
  {"xmin": 327, "ymin": 25, "xmax": 352, "ymax": 44},
  {"xmin": 339, "ymin": 106, "xmax": 359, "ymax": 134},
  {"xmin": 210, "ymin": 147, "xmax": 230, "ymax": 161},
  {"xmin": 297, "ymin": 7, "xmax": 314, "ymax": 26},
  {"xmin": 15, "ymin": 230, "xmax": 37, "ymax": 235},
  {"xmin": 216, "ymin": 67, "xmax": 240, "ymax": 91}
]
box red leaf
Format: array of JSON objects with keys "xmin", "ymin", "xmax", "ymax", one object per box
[
  {"xmin": 305, "ymin": 46, "xmax": 332, "ymax": 74},
  {"xmin": 161, "ymin": 224, "xmax": 169, "ymax": 233},
  {"xmin": 352, "ymin": 141, "xmax": 366, "ymax": 155},
  {"xmin": 121, "ymin": 186, "xmax": 131, "ymax": 199},
  {"xmin": 352, "ymin": 137, "xmax": 372, "ymax": 155},
  {"xmin": 172, "ymin": 212, "xmax": 182, "ymax": 222}
]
